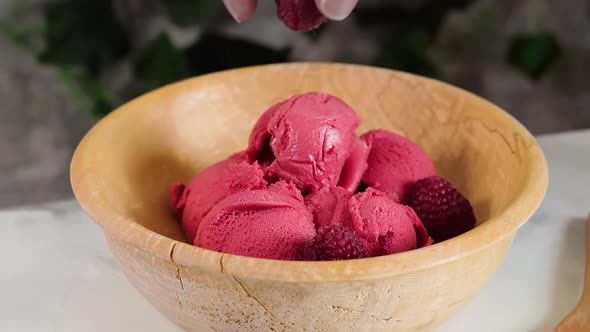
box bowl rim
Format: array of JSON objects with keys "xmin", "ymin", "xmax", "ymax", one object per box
[{"xmin": 70, "ymin": 62, "xmax": 548, "ymax": 282}]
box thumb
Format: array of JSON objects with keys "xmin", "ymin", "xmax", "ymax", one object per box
[{"xmin": 315, "ymin": 0, "xmax": 358, "ymax": 21}]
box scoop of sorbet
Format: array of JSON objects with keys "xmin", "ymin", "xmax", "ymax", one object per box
[
  {"xmin": 348, "ymin": 188, "xmax": 433, "ymax": 256},
  {"xmin": 195, "ymin": 188, "xmax": 315, "ymax": 260},
  {"xmin": 247, "ymin": 92, "xmax": 364, "ymax": 194},
  {"xmin": 361, "ymin": 130, "xmax": 437, "ymax": 203},
  {"xmin": 169, "ymin": 152, "xmax": 267, "ymax": 243},
  {"xmin": 305, "ymin": 186, "xmax": 352, "ymax": 230}
]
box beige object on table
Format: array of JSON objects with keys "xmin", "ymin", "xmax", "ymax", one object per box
[
  {"xmin": 555, "ymin": 215, "xmax": 590, "ymax": 332},
  {"xmin": 70, "ymin": 63, "xmax": 548, "ymax": 332}
]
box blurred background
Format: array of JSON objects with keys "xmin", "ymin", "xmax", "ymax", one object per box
[{"xmin": 1, "ymin": 0, "xmax": 589, "ymax": 208}]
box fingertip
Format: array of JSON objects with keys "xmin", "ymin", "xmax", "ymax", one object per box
[
  {"xmin": 315, "ymin": 0, "xmax": 358, "ymax": 21},
  {"xmin": 223, "ymin": 0, "xmax": 258, "ymax": 23}
]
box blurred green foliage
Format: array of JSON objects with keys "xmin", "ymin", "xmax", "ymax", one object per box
[
  {"xmin": 0, "ymin": 0, "xmax": 563, "ymax": 118},
  {"xmin": 0, "ymin": 21, "xmax": 36, "ymax": 50},
  {"xmin": 134, "ymin": 33, "xmax": 190, "ymax": 91},
  {"xmin": 39, "ymin": 1, "xmax": 130, "ymax": 75},
  {"xmin": 0, "ymin": 0, "xmax": 37, "ymax": 50},
  {"xmin": 184, "ymin": 31, "xmax": 291, "ymax": 75},
  {"xmin": 58, "ymin": 68, "xmax": 113, "ymax": 118},
  {"xmin": 355, "ymin": 0, "xmax": 474, "ymax": 78},
  {"xmin": 507, "ymin": 32, "xmax": 561, "ymax": 80},
  {"xmin": 163, "ymin": 0, "xmax": 221, "ymax": 27},
  {"xmin": 35, "ymin": 0, "xmax": 130, "ymax": 116}
]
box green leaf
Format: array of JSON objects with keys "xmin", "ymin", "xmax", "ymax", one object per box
[
  {"xmin": 184, "ymin": 31, "xmax": 290, "ymax": 75},
  {"xmin": 134, "ymin": 33, "xmax": 189, "ymax": 90},
  {"xmin": 58, "ymin": 68, "xmax": 112, "ymax": 118},
  {"xmin": 507, "ymin": 32, "xmax": 561, "ymax": 80},
  {"xmin": 163, "ymin": 0, "xmax": 222, "ymax": 27},
  {"xmin": 39, "ymin": 0, "xmax": 130, "ymax": 75}
]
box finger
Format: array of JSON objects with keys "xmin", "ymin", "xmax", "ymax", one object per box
[
  {"xmin": 223, "ymin": 0, "xmax": 258, "ymax": 23},
  {"xmin": 315, "ymin": 0, "xmax": 358, "ymax": 21}
]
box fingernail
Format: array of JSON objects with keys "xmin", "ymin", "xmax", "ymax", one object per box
[
  {"xmin": 223, "ymin": 0, "xmax": 257, "ymax": 23},
  {"xmin": 315, "ymin": 0, "xmax": 358, "ymax": 21}
]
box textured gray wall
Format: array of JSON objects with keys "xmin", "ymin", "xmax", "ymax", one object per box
[{"xmin": 0, "ymin": 36, "xmax": 95, "ymax": 208}]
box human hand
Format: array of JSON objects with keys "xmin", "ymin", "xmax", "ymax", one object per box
[{"xmin": 222, "ymin": 0, "xmax": 358, "ymax": 30}]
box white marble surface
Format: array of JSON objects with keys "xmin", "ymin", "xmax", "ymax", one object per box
[{"xmin": 1, "ymin": 130, "xmax": 589, "ymax": 332}]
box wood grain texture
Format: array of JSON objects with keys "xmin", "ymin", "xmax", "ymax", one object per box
[
  {"xmin": 70, "ymin": 63, "xmax": 548, "ymax": 331},
  {"xmin": 555, "ymin": 215, "xmax": 590, "ymax": 332}
]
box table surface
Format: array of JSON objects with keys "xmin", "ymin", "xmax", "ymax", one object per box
[{"xmin": 1, "ymin": 129, "xmax": 589, "ymax": 332}]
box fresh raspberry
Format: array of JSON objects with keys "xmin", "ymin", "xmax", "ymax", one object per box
[
  {"xmin": 299, "ymin": 240, "xmax": 321, "ymax": 261},
  {"xmin": 299, "ymin": 224, "xmax": 366, "ymax": 261},
  {"xmin": 275, "ymin": 0, "xmax": 326, "ymax": 32},
  {"xmin": 408, "ymin": 176, "xmax": 476, "ymax": 242}
]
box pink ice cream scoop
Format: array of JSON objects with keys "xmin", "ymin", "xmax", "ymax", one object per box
[
  {"xmin": 169, "ymin": 91, "xmax": 445, "ymax": 262},
  {"xmin": 268, "ymin": 180, "xmax": 304, "ymax": 202},
  {"xmin": 348, "ymin": 188, "xmax": 433, "ymax": 256},
  {"xmin": 361, "ymin": 130, "xmax": 437, "ymax": 203},
  {"xmin": 337, "ymin": 137, "xmax": 369, "ymax": 192},
  {"xmin": 195, "ymin": 188, "xmax": 316, "ymax": 260},
  {"xmin": 247, "ymin": 92, "xmax": 364, "ymax": 194},
  {"xmin": 170, "ymin": 152, "xmax": 267, "ymax": 243},
  {"xmin": 305, "ymin": 185, "xmax": 352, "ymax": 230}
]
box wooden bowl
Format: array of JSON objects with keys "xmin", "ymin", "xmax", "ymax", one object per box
[{"xmin": 70, "ymin": 63, "xmax": 547, "ymax": 331}]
